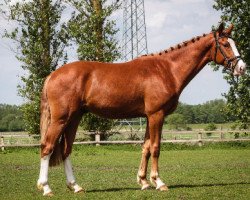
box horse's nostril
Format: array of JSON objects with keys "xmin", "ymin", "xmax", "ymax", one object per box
[{"xmin": 239, "ymin": 66, "xmax": 246, "ymax": 74}]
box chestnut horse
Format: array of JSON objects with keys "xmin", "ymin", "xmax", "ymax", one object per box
[{"xmin": 37, "ymin": 23, "xmax": 246, "ymax": 196}]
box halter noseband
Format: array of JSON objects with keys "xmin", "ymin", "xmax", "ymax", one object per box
[{"xmin": 213, "ymin": 32, "xmax": 241, "ymax": 72}]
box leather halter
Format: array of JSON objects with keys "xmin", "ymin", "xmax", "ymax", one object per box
[{"xmin": 213, "ymin": 32, "xmax": 241, "ymax": 72}]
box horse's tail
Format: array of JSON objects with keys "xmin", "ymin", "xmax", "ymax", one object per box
[
  {"xmin": 40, "ymin": 75, "xmax": 65, "ymax": 167},
  {"xmin": 40, "ymin": 76, "xmax": 51, "ymax": 144}
]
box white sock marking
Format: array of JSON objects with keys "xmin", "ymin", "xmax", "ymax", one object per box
[
  {"xmin": 64, "ymin": 156, "xmax": 76, "ymax": 184},
  {"xmin": 155, "ymin": 178, "xmax": 165, "ymax": 190},
  {"xmin": 42, "ymin": 184, "xmax": 52, "ymax": 196},
  {"xmin": 38, "ymin": 153, "xmax": 52, "ymax": 185},
  {"xmin": 64, "ymin": 156, "xmax": 83, "ymax": 193},
  {"xmin": 37, "ymin": 153, "xmax": 53, "ymax": 195}
]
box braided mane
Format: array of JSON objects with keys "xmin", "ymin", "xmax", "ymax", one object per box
[{"xmin": 141, "ymin": 33, "xmax": 209, "ymax": 57}]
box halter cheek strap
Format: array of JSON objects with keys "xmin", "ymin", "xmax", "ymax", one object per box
[{"xmin": 213, "ymin": 32, "xmax": 241, "ymax": 72}]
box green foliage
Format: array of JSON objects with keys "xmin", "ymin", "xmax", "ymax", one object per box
[
  {"xmin": 204, "ymin": 123, "xmax": 217, "ymax": 131},
  {"xmin": 0, "ymin": 104, "xmax": 24, "ymax": 131},
  {"xmin": 80, "ymin": 113, "xmax": 114, "ymax": 133},
  {"xmin": 67, "ymin": 0, "xmax": 121, "ymax": 133},
  {"xmin": 67, "ymin": 0, "xmax": 121, "ymax": 62},
  {"xmin": 213, "ymin": 0, "xmax": 250, "ymax": 129},
  {"xmin": 1, "ymin": 0, "xmax": 69, "ymax": 134},
  {"xmin": 166, "ymin": 113, "xmax": 187, "ymax": 130},
  {"xmin": 20, "ymin": 99, "xmax": 40, "ymax": 134},
  {"xmin": 174, "ymin": 99, "xmax": 228, "ymax": 124}
]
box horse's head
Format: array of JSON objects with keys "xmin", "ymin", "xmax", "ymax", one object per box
[{"xmin": 211, "ymin": 23, "xmax": 246, "ymax": 76}]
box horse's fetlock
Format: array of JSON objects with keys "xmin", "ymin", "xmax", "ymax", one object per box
[
  {"xmin": 138, "ymin": 172, "xmax": 147, "ymax": 181},
  {"xmin": 150, "ymin": 171, "xmax": 159, "ymax": 180}
]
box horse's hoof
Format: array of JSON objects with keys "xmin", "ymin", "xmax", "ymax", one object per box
[
  {"xmin": 141, "ymin": 183, "xmax": 150, "ymax": 190},
  {"xmin": 137, "ymin": 176, "xmax": 150, "ymax": 190},
  {"xmin": 74, "ymin": 186, "xmax": 84, "ymax": 193},
  {"xmin": 67, "ymin": 182, "xmax": 84, "ymax": 193},
  {"xmin": 158, "ymin": 185, "xmax": 169, "ymax": 191},
  {"xmin": 43, "ymin": 191, "xmax": 54, "ymax": 197},
  {"xmin": 37, "ymin": 182, "xmax": 53, "ymax": 196},
  {"xmin": 37, "ymin": 183, "xmax": 43, "ymax": 191}
]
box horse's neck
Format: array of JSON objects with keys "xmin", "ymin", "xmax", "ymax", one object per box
[{"xmin": 162, "ymin": 34, "xmax": 213, "ymax": 93}]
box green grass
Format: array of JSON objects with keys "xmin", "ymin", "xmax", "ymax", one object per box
[{"xmin": 0, "ymin": 144, "xmax": 250, "ymax": 200}]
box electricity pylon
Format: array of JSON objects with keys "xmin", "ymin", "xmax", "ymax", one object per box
[{"xmin": 119, "ymin": 0, "xmax": 148, "ymax": 132}]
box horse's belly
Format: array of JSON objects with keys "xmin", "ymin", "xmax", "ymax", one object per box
[{"xmin": 85, "ymin": 96, "xmax": 145, "ymax": 119}]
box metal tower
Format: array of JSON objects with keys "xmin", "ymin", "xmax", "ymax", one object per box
[
  {"xmin": 118, "ymin": 0, "xmax": 148, "ymax": 132},
  {"xmin": 122, "ymin": 0, "xmax": 148, "ymax": 61}
]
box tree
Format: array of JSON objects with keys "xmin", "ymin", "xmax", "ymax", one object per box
[
  {"xmin": 174, "ymin": 100, "xmax": 228, "ymax": 124},
  {"xmin": 166, "ymin": 113, "xmax": 187, "ymax": 130},
  {"xmin": 213, "ymin": 0, "xmax": 250, "ymax": 129},
  {"xmin": 67, "ymin": 0, "xmax": 120, "ymax": 134},
  {"xmin": 0, "ymin": 104, "xmax": 24, "ymax": 131},
  {"xmin": 175, "ymin": 103, "xmax": 195, "ymax": 124},
  {"xmin": 204, "ymin": 123, "xmax": 217, "ymax": 131},
  {"xmin": 1, "ymin": 0, "xmax": 68, "ymax": 134}
]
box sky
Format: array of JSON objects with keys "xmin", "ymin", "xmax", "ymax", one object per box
[{"xmin": 0, "ymin": 0, "xmax": 229, "ymax": 105}]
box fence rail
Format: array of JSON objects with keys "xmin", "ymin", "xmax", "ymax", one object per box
[{"xmin": 1, "ymin": 130, "xmax": 250, "ymax": 150}]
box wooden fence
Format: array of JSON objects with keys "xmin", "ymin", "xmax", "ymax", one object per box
[{"xmin": 1, "ymin": 130, "xmax": 250, "ymax": 150}]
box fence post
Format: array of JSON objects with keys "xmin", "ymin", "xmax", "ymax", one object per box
[
  {"xmin": 95, "ymin": 132, "xmax": 100, "ymax": 146},
  {"xmin": 219, "ymin": 126, "xmax": 223, "ymax": 140},
  {"xmin": 220, "ymin": 131, "xmax": 224, "ymax": 140},
  {"xmin": 1, "ymin": 136, "xmax": 4, "ymax": 151},
  {"xmin": 198, "ymin": 132, "xmax": 202, "ymax": 147}
]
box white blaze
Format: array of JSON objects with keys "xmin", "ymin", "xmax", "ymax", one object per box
[{"xmin": 228, "ymin": 38, "xmax": 246, "ymax": 75}]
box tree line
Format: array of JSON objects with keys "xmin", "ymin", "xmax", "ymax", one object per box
[
  {"xmin": 174, "ymin": 99, "xmax": 231, "ymax": 124},
  {"xmin": 165, "ymin": 99, "xmax": 233, "ymax": 130},
  {"xmin": 0, "ymin": 99, "xmax": 235, "ymax": 132},
  {"xmin": 0, "ymin": 104, "xmax": 24, "ymax": 131}
]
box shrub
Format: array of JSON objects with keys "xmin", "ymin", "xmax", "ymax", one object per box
[
  {"xmin": 166, "ymin": 113, "xmax": 187, "ymax": 130},
  {"xmin": 204, "ymin": 123, "xmax": 217, "ymax": 131}
]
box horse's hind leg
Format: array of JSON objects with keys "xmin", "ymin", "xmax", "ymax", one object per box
[
  {"xmin": 63, "ymin": 113, "xmax": 84, "ymax": 193},
  {"xmin": 38, "ymin": 118, "xmax": 68, "ymax": 196},
  {"xmin": 137, "ymin": 120, "xmax": 151, "ymax": 190}
]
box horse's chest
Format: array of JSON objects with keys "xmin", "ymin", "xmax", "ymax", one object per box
[{"xmin": 143, "ymin": 81, "xmax": 178, "ymax": 114}]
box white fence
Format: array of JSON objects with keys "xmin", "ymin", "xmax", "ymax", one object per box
[{"xmin": 1, "ymin": 130, "xmax": 250, "ymax": 150}]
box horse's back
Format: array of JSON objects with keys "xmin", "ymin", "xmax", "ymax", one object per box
[{"xmin": 45, "ymin": 60, "xmax": 148, "ymax": 118}]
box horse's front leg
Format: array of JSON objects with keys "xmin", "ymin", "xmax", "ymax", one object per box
[
  {"xmin": 137, "ymin": 122, "xmax": 151, "ymax": 190},
  {"xmin": 148, "ymin": 111, "xmax": 168, "ymax": 191}
]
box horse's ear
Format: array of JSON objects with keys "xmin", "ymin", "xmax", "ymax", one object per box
[
  {"xmin": 223, "ymin": 24, "xmax": 234, "ymax": 36},
  {"xmin": 217, "ymin": 22, "xmax": 225, "ymax": 36}
]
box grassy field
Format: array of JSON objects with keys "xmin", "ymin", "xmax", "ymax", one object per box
[{"xmin": 0, "ymin": 143, "xmax": 250, "ymax": 200}]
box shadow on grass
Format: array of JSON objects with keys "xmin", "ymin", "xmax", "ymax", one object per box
[
  {"xmin": 87, "ymin": 187, "xmax": 140, "ymax": 193},
  {"xmin": 87, "ymin": 182, "xmax": 250, "ymax": 193},
  {"xmin": 169, "ymin": 182, "xmax": 250, "ymax": 189}
]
